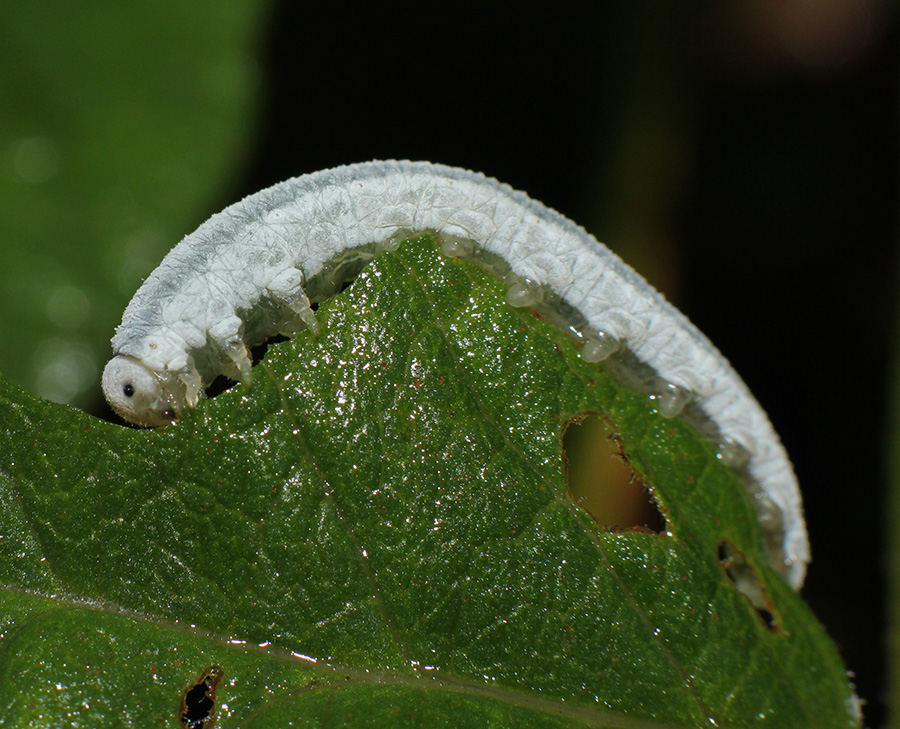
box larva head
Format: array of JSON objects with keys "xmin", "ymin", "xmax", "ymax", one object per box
[{"xmin": 101, "ymin": 355, "xmax": 183, "ymax": 427}]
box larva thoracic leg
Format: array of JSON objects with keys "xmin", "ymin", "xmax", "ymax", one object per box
[
  {"xmin": 267, "ymin": 267, "xmax": 319, "ymax": 336},
  {"xmin": 177, "ymin": 363, "xmax": 204, "ymax": 409},
  {"xmin": 208, "ymin": 315, "xmax": 252, "ymax": 382},
  {"xmin": 283, "ymin": 291, "xmax": 319, "ymax": 336}
]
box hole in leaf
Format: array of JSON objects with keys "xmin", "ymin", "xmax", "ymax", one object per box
[
  {"xmin": 181, "ymin": 665, "xmax": 224, "ymax": 729},
  {"xmin": 562, "ymin": 413, "xmax": 665, "ymax": 533},
  {"xmin": 204, "ymin": 375, "xmax": 236, "ymax": 400},
  {"xmin": 251, "ymin": 334, "xmax": 291, "ymax": 366},
  {"xmin": 718, "ymin": 541, "xmax": 780, "ymax": 632}
]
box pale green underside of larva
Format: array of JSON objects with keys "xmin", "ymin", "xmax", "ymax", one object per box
[{"xmin": 102, "ymin": 160, "xmax": 808, "ymax": 589}]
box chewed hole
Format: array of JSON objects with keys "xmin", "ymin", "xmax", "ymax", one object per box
[
  {"xmin": 250, "ymin": 335, "xmax": 290, "ymax": 367},
  {"xmin": 562, "ymin": 413, "xmax": 665, "ymax": 533},
  {"xmin": 718, "ymin": 541, "xmax": 779, "ymax": 632},
  {"xmin": 181, "ymin": 665, "xmax": 224, "ymax": 729}
]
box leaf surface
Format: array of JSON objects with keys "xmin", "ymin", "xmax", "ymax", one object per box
[{"xmin": 0, "ymin": 236, "xmax": 858, "ymax": 727}]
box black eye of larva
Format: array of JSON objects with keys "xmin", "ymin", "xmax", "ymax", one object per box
[{"xmin": 123, "ymin": 383, "xmax": 135, "ymax": 397}]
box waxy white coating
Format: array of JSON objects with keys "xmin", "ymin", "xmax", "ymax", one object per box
[{"xmin": 102, "ymin": 160, "xmax": 809, "ymax": 588}]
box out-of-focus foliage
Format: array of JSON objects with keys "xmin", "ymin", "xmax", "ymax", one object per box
[{"xmin": 0, "ymin": 1, "xmax": 267, "ymax": 407}]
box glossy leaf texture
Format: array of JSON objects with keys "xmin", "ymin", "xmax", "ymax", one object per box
[{"xmin": 0, "ymin": 235, "xmax": 859, "ymax": 727}]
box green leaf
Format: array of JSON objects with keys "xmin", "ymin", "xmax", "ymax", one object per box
[{"xmin": 0, "ymin": 235, "xmax": 858, "ymax": 727}]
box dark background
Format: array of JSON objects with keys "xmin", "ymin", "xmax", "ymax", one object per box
[{"xmin": 213, "ymin": 3, "xmax": 895, "ymax": 724}]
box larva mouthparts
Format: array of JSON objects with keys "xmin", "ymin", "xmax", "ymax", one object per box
[{"xmin": 101, "ymin": 160, "xmax": 809, "ymax": 589}]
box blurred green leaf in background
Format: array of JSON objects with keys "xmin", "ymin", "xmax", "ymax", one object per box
[{"xmin": 0, "ymin": 1, "xmax": 267, "ymax": 408}]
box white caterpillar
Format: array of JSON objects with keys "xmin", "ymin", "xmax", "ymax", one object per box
[{"xmin": 102, "ymin": 160, "xmax": 809, "ymax": 588}]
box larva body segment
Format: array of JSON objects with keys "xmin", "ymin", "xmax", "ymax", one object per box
[{"xmin": 102, "ymin": 160, "xmax": 808, "ymax": 588}]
